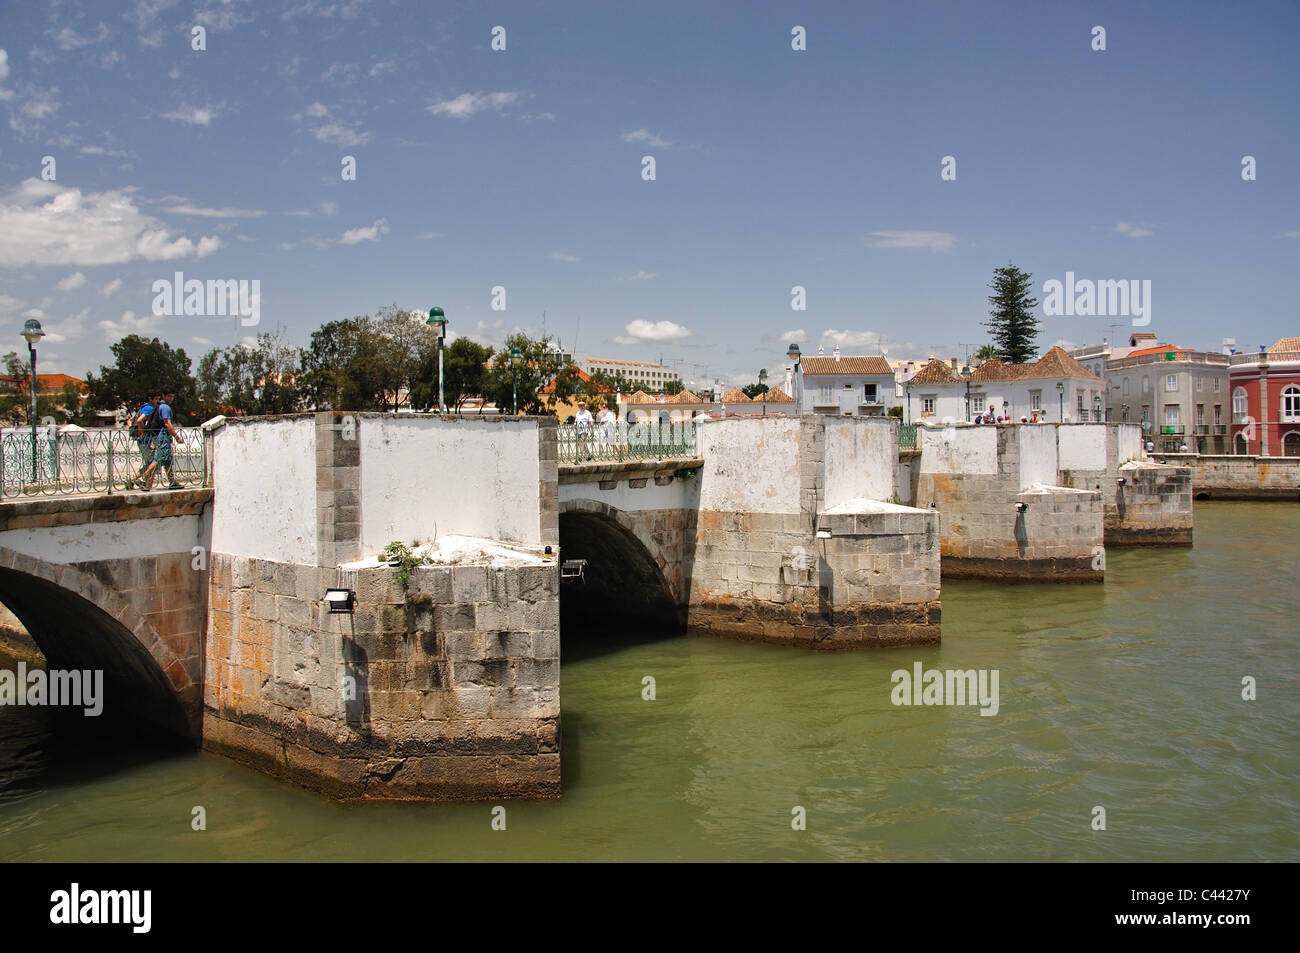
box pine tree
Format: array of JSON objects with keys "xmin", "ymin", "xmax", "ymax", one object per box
[{"xmin": 984, "ymin": 265, "xmax": 1040, "ymax": 364}]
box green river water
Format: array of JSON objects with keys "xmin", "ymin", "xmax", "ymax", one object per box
[{"xmin": 1, "ymin": 501, "xmax": 1296, "ymax": 862}]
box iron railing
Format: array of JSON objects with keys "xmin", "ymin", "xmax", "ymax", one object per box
[
  {"xmin": 557, "ymin": 422, "xmax": 697, "ymax": 465},
  {"xmin": 898, "ymin": 424, "xmax": 918, "ymax": 449},
  {"xmin": 0, "ymin": 427, "xmax": 206, "ymax": 500}
]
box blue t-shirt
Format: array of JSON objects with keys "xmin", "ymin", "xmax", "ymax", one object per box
[{"xmin": 158, "ymin": 402, "xmax": 172, "ymax": 423}]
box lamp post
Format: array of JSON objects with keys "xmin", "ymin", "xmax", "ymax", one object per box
[
  {"xmin": 1093, "ymin": 393, "xmax": 1102, "ymax": 423},
  {"xmin": 786, "ymin": 343, "xmax": 802, "ymax": 414},
  {"xmin": 425, "ymin": 307, "xmax": 447, "ymax": 413},
  {"xmin": 509, "ymin": 345, "xmax": 522, "ymax": 415},
  {"xmin": 962, "ymin": 364, "xmax": 972, "ymax": 422},
  {"xmin": 758, "ymin": 368, "xmax": 768, "ymax": 416},
  {"xmin": 1056, "ymin": 380, "xmax": 1065, "ymax": 422},
  {"xmin": 21, "ymin": 318, "xmax": 44, "ymax": 482}
]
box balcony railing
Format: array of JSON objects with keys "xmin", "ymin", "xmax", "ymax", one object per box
[
  {"xmin": 557, "ymin": 421, "xmax": 697, "ymax": 465},
  {"xmin": 0, "ymin": 426, "xmax": 206, "ymax": 500},
  {"xmin": 1108, "ymin": 351, "xmax": 1230, "ymax": 369},
  {"xmin": 898, "ymin": 424, "xmax": 918, "ymax": 449},
  {"xmin": 1229, "ymin": 349, "xmax": 1300, "ymax": 365}
]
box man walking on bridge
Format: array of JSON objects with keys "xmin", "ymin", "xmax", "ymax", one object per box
[
  {"xmin": 127, "ymin": 390, "xmax": 159, "ymax": 490},
  {"xmin": 136, "ymin": 389, "xmax": 185, "ymax": 491}
]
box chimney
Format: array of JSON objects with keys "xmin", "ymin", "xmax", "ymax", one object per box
[
  {"xmin": 833, "ymin": 346, "xmax": 841, "ymax": 363},
  {"xmin": 950, "ymin": 357, "xmax": 958, "ymax": 371}
]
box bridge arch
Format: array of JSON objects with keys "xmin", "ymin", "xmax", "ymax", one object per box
[
  {"xmin": 0, "ymin": 546, "xmax": 197, "ymax": 739},
  {"xmin": 558, "ymin": 500, "xmax": 684, "ymax": 638}
]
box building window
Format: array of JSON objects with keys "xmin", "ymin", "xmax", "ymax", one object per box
[
  {"xmin": 863, "ymin": 383, "xmax": 877, "ymax": 403},
  {"xmin": 1142, "ymin": 376, "xmax": 1150, "ymax": 393},
  {"xmin": 1076, "ymin": 392, "xmax": 1085, "ymax": 415},
  {"xmin": 818, "ymin": 384, "xmax": 833, "ymax": 406},
  {"xmin": 921, "ymin": 396, "xmax": 935, "ymax": 415},
  {"xmin": 971, "ymin": 395, "xmax": 985, "ymax": 413},
  {"xmin": 1232, "ymin": 387, "xmax": 1248, "ymax": 422},
  {"xmin": 1122, "ymin": 378, "xmax": 1130, "ymax": 395},
  {"xmin": 1196, "ymin": 404, "xmax": 1204, "ymax": 426},
  {"xmin": 1214, "ymin": 404, "xmax": 1222, "ymax": 426},
  {"xmin": 1030, "ymin": 391, "xmax": 1042, "ymax": 411},
  {"xmin": 1196, "ymin": 376, "xmax": 1204, "ymax": 392},
  {"xmin": 1283, "ymin": 386, "xmax": 1300, "ymax": 422},
  {"xmin": 1164, "ymin": 405, "xmax": 1180, "ymax": 430},
  {"xmin": 1213, "ymin": 377, "xmax": 1221, "ymax": 392},
  {"xmin": 1165, "ymin": 374, "xmax": 1178, "ymax": 392}
]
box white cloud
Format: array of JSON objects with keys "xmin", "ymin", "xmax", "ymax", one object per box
[
  {"xmin": 868, "ymin": 230, "xmax": 957, "ymax": 252},
  {"xmin": 779, "ymin": 329, "xmax": 807, "ymax": 344},
  {"xmin": 368, "ymin": 59, "xmax": 394, "ymax": 78},
  {"xmin": 319, "ymin": 200, "xmax": 337, "ymax": 216},
  {"xmin": 618, "ymin": 269, "xmax": 657, "ymax": 281},
  {"xmin": 819, "ymin": 329, "xmax": 890, "ymax": 351},
  {"xmin": 0, "ymin": 293, "xmax": 23, "ymax": 313},
  {"xmin": 0, "ymin": 179, "xmax": 222, "ymax": 267},
  {"xmin": 161, "ymin": 104, "xmax": 218, "ymax": 125},
  {"xmin": 549, "ymin": 251, "xmax": 579, "ymax": 262},
  {"xmin": 616, "ymin": 319, "xmax": 691, "ymax": 343},
  {"xmin": 101, "ymin": 277, "xmax": 122, "ymax": 297},
  {"xmin": 295, "ymin": 102, "xmax": 370, "ymax": 146},
  {"xmin": 428, "ymin": 91, "xmax": 521, "ymax": 119},
  {"xmin": 41, "ymin": 307, "xmax": 90, "ymax": 343},
  {"xmin": 130, "ymin": 1, "xmax": 178, "ymax": 46},
  {"xmin": 192, "ymin": 336, "xmax": 214, "ymax": 346},
  {"xmin": 622, "ymin": 128, "xmax": 675, "ymax": 148},
  {"xmin": 54, "ymin": 23, "xmax": 111, "ymax": 50},
  {"xmin": 98, "ymin": 309, "xmax": 162, "ymax": 341},
  {"xmin": 56, "ymin": 271, "xmax": 86, "ymax": 291},
  {"xmin": 338, "ymin": 218, "xmax": 388, "ymax": 244},
  {"xmin": 162, "ymin": 203, "xmax": 267, "ymax": 218},
  {"xmin": 195, "ymin": 1, "xmax": 256, "ymax": 32},
  {"xmin": 1114, "ymin": 222, "xmax": 1154, "ymax": 238},
  {"xmin": 1285, "ymin": 230, "xmax": 1300, "ymax": 239},
  {"xmin": 0, "ymin": 48, "xmax": 11, "ymax": 99},
  {"xmin": 10, "ymin": 86, "xmax": 62, "ymax": 136}
]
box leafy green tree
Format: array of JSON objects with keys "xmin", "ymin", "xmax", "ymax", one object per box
[
  {"xmin": 84, "ymin": 335, "xmax": 198, "ymax": 423},
  {"xmin": 589, "ymin": 370, "xmax": 636, "ymax": 394},
  {"xmin": 974, "ymin": 343, "xmax": 999, "ymax": 361},
  {"xmin": 984, "ymin": 264, "xmax": 1041, "ymax": 365},
  {"xmin": 662, "ymin": 378, "xmax": 684, "ymax": 395},
  {"xmin": 409, "ymin": 336, "xmax": 494, "ymax": 412},
  {"xmin": 196, "ymin": 332, "xmax": 303, "ymax": 416},
  {"xmin": 482, "ymin": 332, "xmax": 569, "ymax": 415},
  {"xmin": 741, "ymin": 382, "xmax": 769, "ymax": 399},
  {"xmin": 300, "ymin": 305, "xmax": 438, "ymax": 412}
]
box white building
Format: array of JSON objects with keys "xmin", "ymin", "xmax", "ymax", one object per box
[
  {"xmin": 904, "ymin": 347, "xmax": 1105, "ymax": 424},
  {"xmin": 578, "ymin": 356, "xmax": 679, "ymax": 390},
  {"xmin": 798, "ymin": 351, "xmax": 899, "ymax": 416}
]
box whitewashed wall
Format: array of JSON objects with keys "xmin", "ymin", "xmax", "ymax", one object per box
[
  {"xmin": 1058, "ymin": 424, "xmax": 1107, "ymax": 471},
  {"xmin": 823, "ymin": 417, "xmax": 897, "ymax": 507},
  {"xmin": 211, "ymin": 417, "xmax": 318, "ymax": 564},
  {"xmin": 1116, "ymin": 424, "xmax": 1145, "ymax": 464},
  {"xmin": 360, "ymin": 417, "xmax": 542, "ymax": 549},
  {"xmin": 697, "ymin": 417, "xmax": 801, "ymax": 514},
  {"xmin": 0, "ymin": 515, "xmax": 205, "ymax": 565},
  {"xmin": 1018, "ymin": 425, "xmax": 1060, "ymax": 489},
  {"xmin": 919, "ymin": 426, "xmax": 998, "ymax": 475}
]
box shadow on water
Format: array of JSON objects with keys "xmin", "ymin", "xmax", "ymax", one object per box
[{"xmin": 0, "ymin": 700, "xmax": 193, "ymax": 805}]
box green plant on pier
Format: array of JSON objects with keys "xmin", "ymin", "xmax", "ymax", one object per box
[{"xmin": 379, "ymin": 540, "xmax": 423, "ymax": 590}]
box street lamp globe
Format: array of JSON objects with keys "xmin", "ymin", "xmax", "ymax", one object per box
[
  {"xmin": 758, "ymin": 368, "xmax": 768, "ymax": 385},
  {"xmin": 509, "ymin": 346, "xmax": 522, "ymax": 365},
  {"xmin": 21, "ymin": 318, "xmax": 44, "ymax": 345},
  {"xmin": 786, "ymin": 343, "xmax": 801, "ymax": 363},
  {"xmin": 426, "ymin": 307, "xmax": 447, "ymax": 335}
]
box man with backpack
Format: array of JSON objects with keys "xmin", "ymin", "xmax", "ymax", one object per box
[
  {"xmin": 136, "ymin": 389, "xmax": 185, "ymax": 491},
  {"xmin": 127, "ymin": 390, "xmax": 159, "ymax": 489}
]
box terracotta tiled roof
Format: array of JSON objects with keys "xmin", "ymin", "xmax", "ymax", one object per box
[
  {"xmin": 800, "ymin": 355, "xmax": 893, "ymax": 376},
  {"xmin": 968, "ymin": 359, "xmax": 1021, "ymax": 382},
  {"xmin": 627, "ymin": 390, "xmax": 653, "ymax": 402},
  {"xmin": 764, "ymin": 387, "xmax": 794, "ymax": 402},
  {"xmin": 1271, "ymin": 337, "xmax": 1300, "ymax": 352},
  {"xmin": 1131, "ymin": 332, "xmax": 1158, "ymax": 342},
  {"xmin": 907, "ymin": 358, "xmax": 960, "ymax": 384},
  {"xmin": 670, "ymin": 389, "xmax": 702, "ymax": 404},
  {"xmin": 1031, "ymin": 346, "xmax": 1102, "ymax": 381},
  {"xmin": 721, "ymin": 387, "xmax": 751, "ymax": 403}
]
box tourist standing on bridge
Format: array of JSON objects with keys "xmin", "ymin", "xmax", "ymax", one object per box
[
  {"xmin": 575, "ymin": 401, "xmax": 594, "ymax": 460},
  {"xmin": 127, "ymin": 390, "xmax": 160, "ymax": 490},
  {"xmin": 136, "ymin": 389, "xmax": 185, "ymax": 491},
  {"xmin": 597, "ymin": 402, "xmax": 617, "ymax": 452}
]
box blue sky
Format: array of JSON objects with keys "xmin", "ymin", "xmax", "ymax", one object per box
[{"xmin": 0, "ymin": 0, "xmax": 1296, "ymax": 390}]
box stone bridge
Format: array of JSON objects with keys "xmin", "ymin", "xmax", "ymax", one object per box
[
  {"xmin": 0, "ymin": 412, "xmax": 1193, "ymax": 802},
  {"xmin": 0, "ymin": 490, "xmax": 210, "ymax": 738}
]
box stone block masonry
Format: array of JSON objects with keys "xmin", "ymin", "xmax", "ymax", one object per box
[
  {"xmin": 686, "ymin": 416, "xmax": 940, "ymax": 647},
  {"xmin": 203, "ymin": 553, "xmax": 560, "ymax": 800},
  {"xmin": 916, "ymin": 425, "xmax": 1105, "ymax": 582}
]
